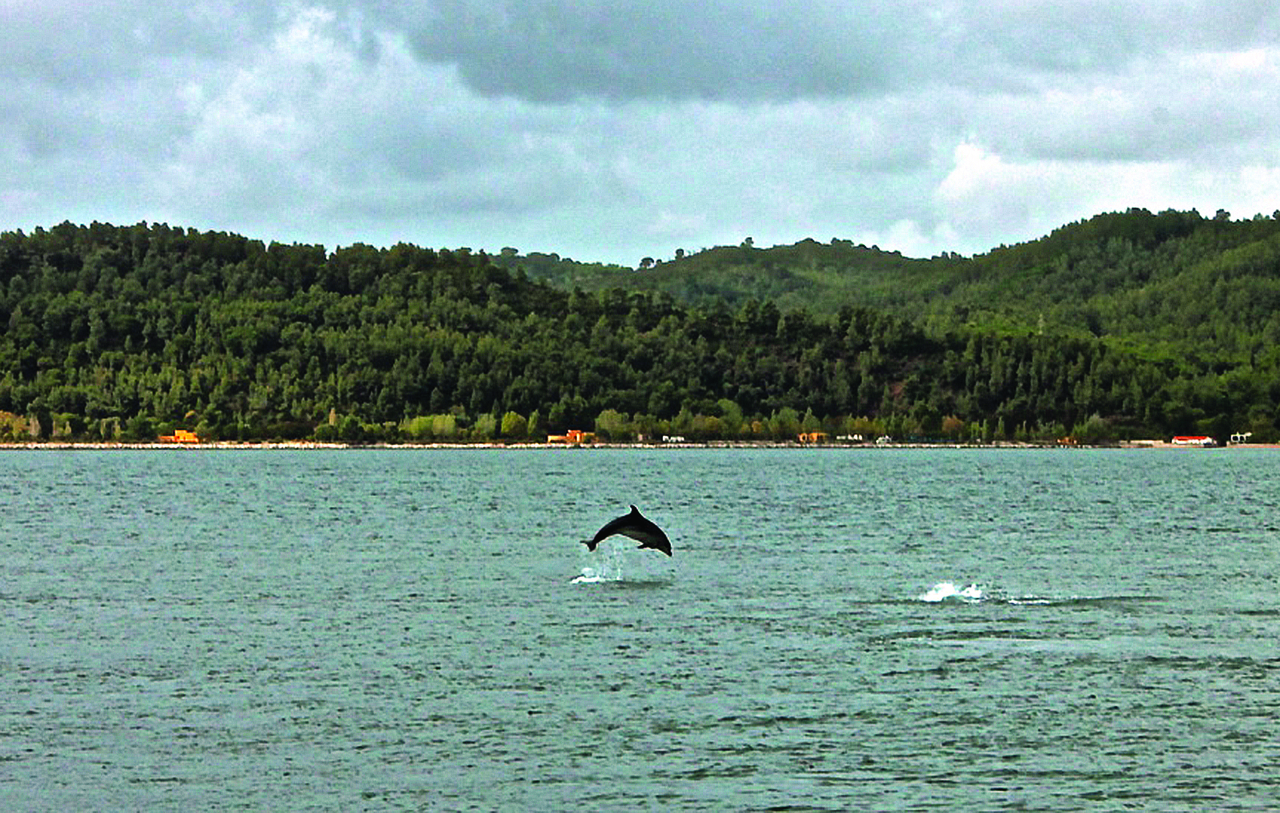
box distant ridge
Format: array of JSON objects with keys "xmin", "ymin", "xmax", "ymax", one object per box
[{"xmin": 490, "ymin": 207, "xmax": 1280, "ymax": 363}]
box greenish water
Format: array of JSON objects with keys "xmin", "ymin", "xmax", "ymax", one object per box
[{"xmin": 2, "ymin": 448, "xmax": 1278, "ymax": 810}]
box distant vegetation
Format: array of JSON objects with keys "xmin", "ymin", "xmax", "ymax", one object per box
[
  {"xmin": 495, "ymin": 208, "xmax": 1280, "ymax": 363},
  {"xmin": 0, "ymin": 214, "xmax": 1277, "ymax": 444}
]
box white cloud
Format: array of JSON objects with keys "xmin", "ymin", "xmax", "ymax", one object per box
[
  {"xmin": 929, "ymin": 137, "xmax": 1280, "ymax": 255},
  {"xmin": 934, "ymin": 142, "xmax": 1149, "ymax": 248}
]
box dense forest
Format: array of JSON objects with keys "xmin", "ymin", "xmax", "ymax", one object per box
[
  {"xmin": 0, "ymin": 218, "xmax": 1276, "ymax": 443},
  {"xmin": 494, "ymin": 208, "xmax": 1280, "ymax": 365}
]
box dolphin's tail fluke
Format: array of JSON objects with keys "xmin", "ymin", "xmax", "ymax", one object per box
[{"xmin": 581, "ymin": 539, "xmax": 599, "ymax": 552}]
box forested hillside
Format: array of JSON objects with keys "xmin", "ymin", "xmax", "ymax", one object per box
[
  {"xmin": 489, "ymin": 238, "xmax": 947, "ymax": 317},
  {"xmin": 496, "ymin": 208, "xmax": 1280, "ymax": 366},
  {"xmin": 0, "ymin": 220, "xmax": 1275, "ymax": 443}
]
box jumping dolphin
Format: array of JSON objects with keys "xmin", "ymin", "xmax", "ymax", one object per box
[{"xmin": 582, "ymin": 505, "xmax": 672, "ymax": 556}]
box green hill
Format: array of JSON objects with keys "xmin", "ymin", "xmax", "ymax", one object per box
[
  {"xmin": 494, "ymin": 208, "xmax": 1280, "ymax": 366},
  {"xmin": 0, "ymin": 217, "xmax": 1276, "ymax": 443}
]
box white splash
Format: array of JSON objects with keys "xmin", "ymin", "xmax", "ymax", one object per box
[
  {"xmin": 571, "ymin": 542, "xmax": 624, "ymax": 584},
  {"xmin": 570, "ymin": 568, "xmax": 617, "ymax": 584},
  {"xmin": 919, "ymin": 582, "xmax": 986, "ymax": 603}
]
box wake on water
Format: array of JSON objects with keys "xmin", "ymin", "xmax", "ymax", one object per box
[
  {"xmin": 570, "ymin": 553, "xmax": 1135, "ymax": 605},
  {"xmin": 919, "ymin": 582, "xmax": 987, "ymax": 603},
  {"xmin": 917, "ymin": 581, "xmax": 1151, "ymax": 606},
  {"xmin": 570, "ymin": 560, "xmax": 1128, "ymax": 605}
]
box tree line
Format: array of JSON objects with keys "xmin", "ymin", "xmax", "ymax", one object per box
[{"xmin": 0, "ymin": 220, "xmax": 1274, "ymax": 443}]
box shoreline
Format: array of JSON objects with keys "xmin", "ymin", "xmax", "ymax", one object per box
[{"xmin": 1, "ymin": 440, "xmax": 1276, "ymax": 451}]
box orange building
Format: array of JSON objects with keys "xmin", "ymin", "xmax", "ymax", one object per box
[
  {"xmin": 158, "ymin": 429, "xmax": 200, "ymax": 443},
  {"xmin": 547, "ymin": 429, "xmax": 595, "ymax": 444}
]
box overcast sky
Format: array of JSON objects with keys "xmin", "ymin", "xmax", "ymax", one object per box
[{"xmin": 3, "ymin": 1, "xmax": 1278, "ymax": 266}]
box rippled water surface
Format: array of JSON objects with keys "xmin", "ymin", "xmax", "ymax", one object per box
[{"xmin": 3, "ymin": 448, "xmax": 1279, "ymax": 810}]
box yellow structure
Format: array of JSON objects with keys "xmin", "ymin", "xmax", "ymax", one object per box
[
  {"xmin": 548, "ymin": 429, "xmax": 595, "ymax": 444},
  {"xmin": 158, "ymin": 429, "xmax": 200, "ymax": 443},
  {"xmin": 798, "ymin": 432, "xmax": 828, "ymax": 444}
]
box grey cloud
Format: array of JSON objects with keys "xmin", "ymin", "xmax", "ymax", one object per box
[
  {"xmin": 381, "ymin": 0, "xmax": 909, "ymax": 101},
  {"xmin": 3, "ymin": 0, "xmax": 1280, "ymax": 266},
  {"xmin": 0, "ymin": 2, "xmax": 278, "ymax": 87},
  {"xmin": 367, "ymin": 0, "xmax": 1280, "ymax": 102}
]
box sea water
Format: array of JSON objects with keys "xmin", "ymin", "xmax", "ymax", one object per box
[{"xmin": 1, "ymin": 447, "xmax": 1278, "ymax": 810}]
